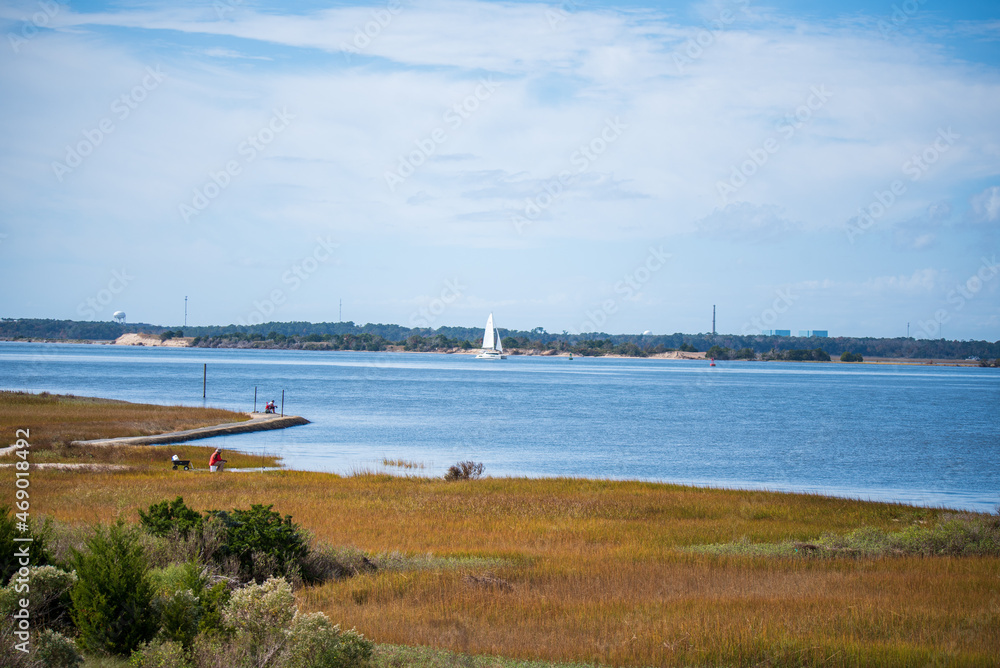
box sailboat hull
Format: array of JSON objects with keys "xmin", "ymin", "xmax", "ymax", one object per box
[{"xmin": 476, "ymin": 350, "xmax": 507, "ymax": 359}]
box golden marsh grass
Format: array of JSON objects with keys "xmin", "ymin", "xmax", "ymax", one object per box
[{"xmin": 6, "ymin": 393, "xmax": 999, "ymax": 666}]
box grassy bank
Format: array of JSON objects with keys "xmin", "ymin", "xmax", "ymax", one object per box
[
  {"xmin": 5, "ymin": 393, "xmax": 999, "ymax": 666},
  {"xmin": 0, "ymin": 391, "xmax": 277, "ymax": 469}
]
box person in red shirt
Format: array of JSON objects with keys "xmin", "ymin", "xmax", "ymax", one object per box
[{"xmin": 209, "ymin": 448, "xmax": 227, "ymax": 472}]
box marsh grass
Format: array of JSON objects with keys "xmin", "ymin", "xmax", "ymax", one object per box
[
  {"xmin": 372, "ymin": 644, "xmax": 598, "ymax": 668},
  {"xmin": 0, "ymin": 392, "xmax": 277, "ymax": 469},
  {"xmin": 10, "ymin": 395, "xmax": 1000, "ymax": 667},
  {"xmin": 687, "ymin": 512, "xmax": 1000, "ymax": 558},
  {"xmin": 381, "ymin": 458, "xmax": 425, "ymax": 470}
]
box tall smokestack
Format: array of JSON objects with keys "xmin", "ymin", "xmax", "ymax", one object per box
[{"xmin": 712, "ymin": 305, "xmax": 716, "ymax": 336}]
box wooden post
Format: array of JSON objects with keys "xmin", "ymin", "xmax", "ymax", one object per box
[
  {"xmin": 281, "ymin": 390, "xmax": 284, "ymax": 417},
  {"xmin": 203, "ymin": 364, "xmax": 207, "ymax": 399},
  {"xmin": 253, "ymin": 386, "xmax": 257, "ymax": 413}
]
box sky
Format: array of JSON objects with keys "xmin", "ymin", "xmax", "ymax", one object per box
[{"xmin": 1, "ymin": 0, "xmax": 998, "ymax": 340}]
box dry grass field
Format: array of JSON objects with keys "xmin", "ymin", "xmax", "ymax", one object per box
[{"xmin": 3, "ymin": 393, "xmax": 998, "ymax": 667}]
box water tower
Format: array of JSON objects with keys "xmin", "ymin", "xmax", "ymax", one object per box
[{"xmin": 113, "ymin": 311, "xmax": 126, "ymax": 324}]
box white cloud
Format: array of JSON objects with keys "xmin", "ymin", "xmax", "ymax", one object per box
[
  {"xmin": 970, "ymin": 185, "xmax": 1000, "ymax": 223},
  {"xmin": 863, "ymin": 269, "xmax": 939, "ymax": 293}
]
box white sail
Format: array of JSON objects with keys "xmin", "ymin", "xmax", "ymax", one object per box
[
  {"xmin": 482, "ymin": 313, "xmax": 495, "ymax": 350},
  {"xmin": 476, "ymin": 313, "xmax": 507, "ymax": 359}
]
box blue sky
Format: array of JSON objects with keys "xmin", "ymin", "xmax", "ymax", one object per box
[{"xmin": 1, "ymin": 0, "xmax": 998, "ymax": 339}]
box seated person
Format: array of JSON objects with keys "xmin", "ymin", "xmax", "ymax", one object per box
[{"xmin": 209, "ymin": 448, "xmax": 227, "ymax": 472}]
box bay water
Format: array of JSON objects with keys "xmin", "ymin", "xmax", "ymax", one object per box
[{"xmin": 2, "ymin": 341, "xmax": 997, "ymax": 512}]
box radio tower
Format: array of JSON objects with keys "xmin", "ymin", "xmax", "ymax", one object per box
[{"xmin": 712, "ymin": 305, "xmax": 716, "ymax": 336}]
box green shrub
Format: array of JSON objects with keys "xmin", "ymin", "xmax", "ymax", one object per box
[
  {"xmin": 128, "ymin": 639, "xmax": 192, "ymax": 668},
  {"xmin": 840, "ymin": 351, "xmax": 864, "ymax": 362},
  {"xmin": 208, "ymin": 505, "xmax": 309, "ymax": 583},
  {"xmin": 0, "ymin": 505, "xmax": 50, "ymax": 584},
  {"xmin": 284, "ymin": 612, "xmax": 374, "ymax": 668},
  {"xmin": 70, "ymin": 522, "xmax": 158, "ymax": 656},
  {"xmin": 1, "ymin": 565, "xmax": 77, "ymax": 632},
  {"xmin": 139, "ymin": 498, "xmax": 204, "ymax": 540},
  {"xmin": 33, "ymin": 629, "xmax": 84, "ymax": 668},
  {"xmin": 221, "ymin": 577, "xmax": 296, "ymax": 666},
  {"xmin": 197, "ymin": 581, "xmax": 231, "ymax": 637},
  {"xmin": 155, "ymin": 589, "xmax": 200, "ymax": 650}
]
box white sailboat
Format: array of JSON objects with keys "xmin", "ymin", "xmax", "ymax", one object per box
[{"xmin": 476, "ymin": 313, "xmax": 507, "ymax": 359}]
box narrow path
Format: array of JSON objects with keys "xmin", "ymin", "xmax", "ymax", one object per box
[{"xmin": 69, "ymin": 412, "xmax": 310, "ymax": 447}]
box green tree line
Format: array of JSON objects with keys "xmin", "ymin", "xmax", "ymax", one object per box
[{"xmin": 3, "ymin": 318, "xmax": 999, "ymax": 360}]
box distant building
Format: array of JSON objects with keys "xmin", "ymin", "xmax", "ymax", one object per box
[
  {"xmin": 798, "ymin": 330, "xmax": 829, "ymax": 337},
  {"xmin": 763, "ymin": 329, "xmax": 791, "ymax": 336}
]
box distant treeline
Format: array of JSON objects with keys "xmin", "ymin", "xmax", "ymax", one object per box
[{"xmin": 2, "ymin": 317, "xmax": 999, "ymax": 360}]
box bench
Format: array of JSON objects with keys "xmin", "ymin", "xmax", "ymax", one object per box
[{"xmin": 171, "ymin": 459, "xmax": 192, "ymax": 471}]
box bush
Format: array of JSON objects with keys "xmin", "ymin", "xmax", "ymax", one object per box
[
  {"xmin": 299, "ymin": 544, "xmax": 375, "ymax": 583},
  {"xmin": 444, "ymin": 461, "xmax": 485, "ymax": 481},
  {"xmin": 129, "ymin": 639, "xmax": 192, "ymax": 668},
  {"xmin": 34, "ymin": 629, "xmax": 84, "ymax": 668},
  {"xmin": 70, "ymin": 522, "xmax": 158, "ymax": 656},
  {"xmin": 1, "ymin": 565, "xmax": 77, "ymax": 632},
  {"xmin": 208, "ymin": 505, "xmax": 309, "ymax": 583},
  {"xmin": 221, "ymin": 577, "xmax": 296, "ymax": 666},
  {"xmin": 0, "ymin": 505, "xmax": 50, "ymax": 584},
  {"xmin": 284, "ymin": 612, "xmax": 374, "ymax": 668},
  {"xmin": 197, "ymin": 581, "xmax": 232, "ymax": 637},
  {"xmin": 840, "ymin": 351, "xmax": 864, "ymax": 362},
  {"xmin": 155, "ymin": 589, "xmax": 200, "ymax": 650},
  {"xmin": 139, "ymin": 497, "xmax": 204, "ymax": 540}
]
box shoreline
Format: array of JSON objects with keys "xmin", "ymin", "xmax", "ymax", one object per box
[
  {"xmin": 70, "ymin": 412, "xmax": 310, "ymax": 447},
  {"xmin": 0, "ymin": 337, "xmax": 989, "ymax": 367}
]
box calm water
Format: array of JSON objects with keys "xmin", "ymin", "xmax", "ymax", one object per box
[{"xmin": 2, "ymin": 341, "xmax": 998, "ymax": 512}]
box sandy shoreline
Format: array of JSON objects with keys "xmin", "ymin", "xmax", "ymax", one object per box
[{"xmin": 2, "ymin": 337, "xmax": 989, "ymax": 367}]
